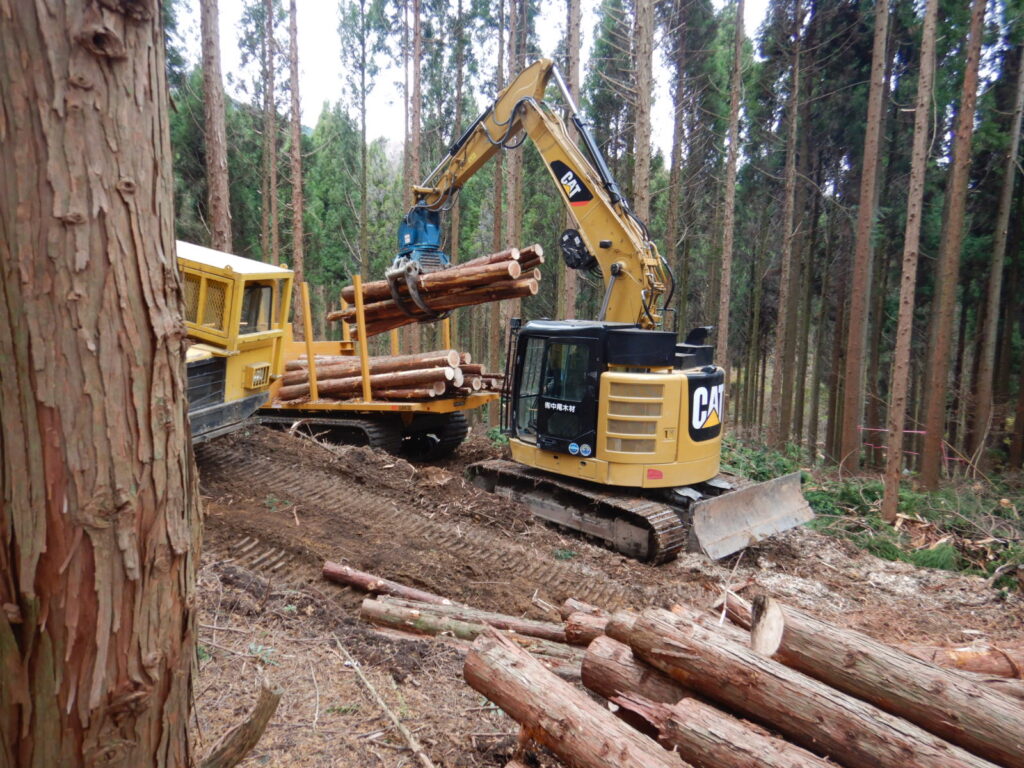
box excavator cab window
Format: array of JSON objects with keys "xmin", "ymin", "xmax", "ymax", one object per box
[
  {"xmin": 515, "ymin": 337, "xmax": 546, "ymax": 443},
  {"xmin": 539, "ymin": 341, "xmax": 594, "ymax": 442}
]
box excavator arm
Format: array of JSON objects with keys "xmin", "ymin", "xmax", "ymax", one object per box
[{"xmin": 407, "ymin": 59, "xmax": 670, "ymax": 329}]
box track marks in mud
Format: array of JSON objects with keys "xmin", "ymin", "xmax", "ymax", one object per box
[{"xmin": 196, "ymin": 436, "xmax": 646, "ymax": 613}]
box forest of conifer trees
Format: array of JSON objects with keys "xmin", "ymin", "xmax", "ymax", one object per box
[{"xmin": 167, "ymin": 0, "xmax": 1024, "ymax": 494}]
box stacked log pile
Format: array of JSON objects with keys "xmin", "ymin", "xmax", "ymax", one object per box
[
  {"xmin": 321, "ymin": 562, "xmax": 1024, "ymax": 768},
  {"xmin": 274, "ymin": 348, "xmax": 505, "ymax": 403},
  {"xmin": 327, "ymin": 244, "xmax": 545, "ymax": 338}
]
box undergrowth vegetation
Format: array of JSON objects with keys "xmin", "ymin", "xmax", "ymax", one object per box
[{"xmin": 721, "ymin": 436, "xmax": 1024, "ymax": 591}]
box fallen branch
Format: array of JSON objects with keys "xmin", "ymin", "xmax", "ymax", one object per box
[
  {"xmin": 199, "ymin": 679, "xmax": 282, "ymax": 768},
  {"xmin": 322, "ymin": 562, "xmax": 457, "ymax": 605}
]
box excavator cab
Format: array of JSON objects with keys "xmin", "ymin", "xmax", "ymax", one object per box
[{"xmin": 491, "ymin": 318, "xmax": 813, "ymax": 561}]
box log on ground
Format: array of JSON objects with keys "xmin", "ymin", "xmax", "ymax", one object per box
[
  {"xmin": 359, "ymin": 598, "xmax": 581, "ymax": 661},
  {"xmin": 372, "ymin": 596, "xmax": 567, "ymax": 643},
  {"xmin": 615, "ymin": 693, "xmax": 835, "ymax": 768},
  {"xmin": 747, "ymin": 595, "xmax": 1024, "ymax": 767},
  {"xmin": 902, "ymin": 644, "xmax": 1024, "ymax": 679},
  {"xmin": 463, "ymin": 630, "xmax": 687, "ymax": 768},
  {"xmin": 623, "ymin": 608, "xmax": 998, "ymax": 768},
  {"xmin": 321, "ymin": 561, "xmax": 457, "ymax": 605},
  {"xmin": 565, "ymin": 611, "xmax": 609, "ymax": 646},
  {"xmin": 560, "ymin": 598, "xmax": 608, "ymax": 621}
]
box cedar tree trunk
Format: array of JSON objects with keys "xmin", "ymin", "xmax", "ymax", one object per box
[{"xmin": 0, "ymin": 3, "xmax": 200, "ymax": 765}]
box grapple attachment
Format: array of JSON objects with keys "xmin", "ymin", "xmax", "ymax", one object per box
[{"xmin": 689, "ymin": 471, "xmax": 813, "ymax": 560}]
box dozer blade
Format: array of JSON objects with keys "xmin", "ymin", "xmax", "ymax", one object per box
[{"xmin": 690, "ymin": 471, "xmax": 813, "ymax": 560}]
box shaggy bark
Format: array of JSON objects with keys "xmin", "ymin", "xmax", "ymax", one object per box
[
  {"xmin": 0, "ymin": 4, "xmax": 200, "ymax": 764},
  {"xmin": 201, "ymin": 0, "xmax": 233, "ymax": 251}
]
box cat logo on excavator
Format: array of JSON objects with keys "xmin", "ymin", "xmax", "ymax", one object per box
[{"xmin": 692, "ymin": 383, "xmax": 724, "ymax": 430}]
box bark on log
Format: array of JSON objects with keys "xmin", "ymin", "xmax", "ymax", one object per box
[
  {"xmin": 351, "ymin": 280, "xmax": 539, "ymax": 338},
  {"xmin": 200, "ymin": 681, "xmax": 283, "ymax": 768},
  {"xmin": 339, "ymin": 260, "xmax": 522, "ymax": 305},
  {"xmin": 283, "ymin": 350, "xmax": 461, "ymax": 383},
  {"xmin": 373, "ymin": 597, "xmax": 567, "ymax": 643},
  {"xmin": 670, "ymin": 603, "xmax": 751, "ymax": 644},
  {"xmin": 730, "ymin": 594, "xmax": 1024, "ymax": 699},
  {"xmin": 322, "ymin": 562, "xmax": 457, "ymax": 605},
  {"xmin": 625, "ymin": 609, "xmax": 998, "ymax": 768},
  {"xmin": 902, "ymin": 644, "xmax": 1024, "ymax": 679},
  {"xmin": 341, "ymin": 278, "xmax": 539, "ymax": 326},
  {"xmin": 370, "ymin": 385, "xmax": 446, "ymax": 399},
  {"xmin": 461, "ymin": 246, "xmax": 521, "ymax": 268},
  {"xmin": 605, "ymin": 611, "xmax": 639, "ymax": 643},
  {"xmin": 286, "ymin": 349, "xmax": 462, "ymax": 371},
  {"xmin": 748, "ymin": 595, "xmax": 1024, "ymax": 766},
  {"xmin": 463, "ymin": 630, "xmax": 688, "ymax": 768},
  {"xmin": 615, "ymin": 693, "xmax": 835, "ymax": 768},
  {"xmin": 359, "ymin": 599, "xmax": 581, "ymax": 661},
  {"xmin": 582, "ymin": 636, "xmax": 692, "ymax": 705},
  {"xmin": 460, "ymin": 363, "xmax": 486, "ymax": 375},
  {"xmin": 278, "ymin": 366, "xmax": 454, "ymax": 400},
  {"xmin": 560, "ymin": 598, "xmax": 608, "ymax": 621},
  {"xmin": 565, "ymin": 611, "xmax": 609, "ymax": 646}
]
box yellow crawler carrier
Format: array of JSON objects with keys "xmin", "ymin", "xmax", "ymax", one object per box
[{"xmin": 179, "ymin": 241, "xmax": 293, "ymax": 443}]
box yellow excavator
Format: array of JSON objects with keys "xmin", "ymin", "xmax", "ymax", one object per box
[{"xmin": 402, "ymin": 58, "xmax": 812, "ymax": 562}]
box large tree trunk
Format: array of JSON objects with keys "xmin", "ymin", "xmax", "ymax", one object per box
[
  {"xmin": 0, "ymin": 4, "xmax": 200, "ymax": 765},
  {"xmin": 464, "ymin": 632, "xmax": 685, "ymax": 768},
  {"xmin": 664, "ymin": 0, "xmax": 686, "ymax": 329},
  {"xmin": 716, "ymin": 0, "xmax": 744, "ymax": 397},
  {"xmin": 262, "ymin": 0, "xmax": 280, "ymax": 265},
  {"xmin": 920, "ymin": 0, "xmax": 986, "ymax": 489},
  {"xmin": 970, "ymin": 43, "xmax": 1024, "ymax": 462},
  {"xmin": 561, "ymin": 0, "xmax": 581, "ymax": 320},
  {"xmin": 449, "ymin": 0, "xmax": 466, "ymax": 344},
  {"xmin": 767, "ymin": 8, "xmax": 801, "ymax": 448},
  {"xmin": 839, "ymin": 0, "xmax": 889, "ymax": 473},
  {"xmin": 488, "ymin": 0, "xmax": 505, "ymax": 426},
  {"xmin": 623, "ymin": 610, "xmax": 997, "ymax": 768},
  {"xmin": 881, "ymin": 0, "xmax": 938, "ymax": 520},
  {"xmin": 631, "ymin": 0, "xmax": 653, "ymax": 221},
  {"xmin": 749, "ymin": 597, "xmax": 1024, "ymax": 767},
  {"xmin": 201, "ymin": 0, "xmax": 233, "ymax": 252},
  {"xmin": 359, "ymin": 0, "xmax": 371, "ymax": 283},
  {"xmin": 288, "ymin": 0, "xmax": 305, "ymax": 338}
]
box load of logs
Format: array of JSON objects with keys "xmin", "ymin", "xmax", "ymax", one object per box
[
  {"xmin": 327, "ymin": 244, "xmax": 545, "ymax": 338},
  {"xmin": 274, "ymin": 348, "xmax": 504, "ymax": 403},
  {"xmin": 321, "ymin": 561, "xmax": 1024, "ymax": 768}
]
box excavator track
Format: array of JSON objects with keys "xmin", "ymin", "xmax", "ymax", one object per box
[
  {"xmin": 257, "ymin": 413, "xmax": 404, "ymax": 454},
  {"xmin": 468, "ymin": 459, "xmax": 689, "ymax": 564}
]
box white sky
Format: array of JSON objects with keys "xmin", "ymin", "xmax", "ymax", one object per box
[{"xmin": 175, "ymin": 0, "xmax": 769, "ymax": 158}]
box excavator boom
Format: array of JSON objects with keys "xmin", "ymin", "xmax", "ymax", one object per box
[{"xmin": 400, "ymin": 60, "xmax": 812, "ymax": 562}]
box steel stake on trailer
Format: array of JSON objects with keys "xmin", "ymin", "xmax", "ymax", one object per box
[
  {"xmin": 391, "ymin": 328, "xmax": 400, "ymax": 356},
  {"xmin": 353, "ymin": 274, "xmax": 373, "ymax": 402},
  {"xmin": 339, "ymin": 291, "xmax": 351, "ymax": 344},
  {"xmin": 301, "ymin": 282, "xmax": 319, "ymax": 401}
]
